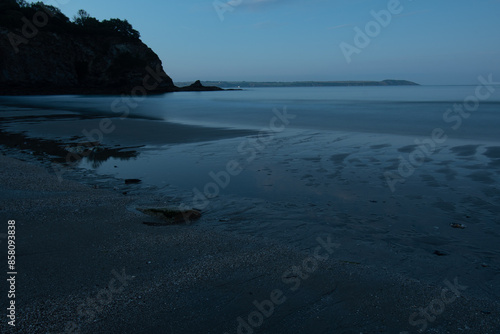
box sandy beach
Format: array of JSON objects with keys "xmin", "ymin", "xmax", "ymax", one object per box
[
  {"xmin": 2, "ymin": 0, "xmax": 500, "ymax": 332},
  {"xmin": 1, "ymin": 154, "xmax": 499, "ymax": 334},
  {"xmin": 1, "ymin": 90, "xmax": 500, "ymax": 333}
]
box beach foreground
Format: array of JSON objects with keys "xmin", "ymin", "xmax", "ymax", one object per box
[{"xmin": 1, "ymin": 154, "xmax": 499, "ymax": 333}]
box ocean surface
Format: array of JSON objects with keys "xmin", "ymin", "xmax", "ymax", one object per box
[{"xmin": 1, "ymin": 85, "xmax": 500, "ymax": 298}]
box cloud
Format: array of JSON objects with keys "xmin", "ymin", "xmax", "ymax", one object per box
[
  {"xmin": 234, "ymin": 0, "xmax": 290, "ymax": 10},
  {"xmin": 242, "ymin": 0, "xmax": 280, "ymax": 4},
  {"xmin": 327, "ymin": 23, "xmax": 354, "ymax": 30},
  {"xmin": 394, "ymin": 10, "xmax": 431, "ymax": 18}
]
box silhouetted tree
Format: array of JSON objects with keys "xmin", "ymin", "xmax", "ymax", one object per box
[
  {"xmin": 102, "ymin": 18, "xmax": 140, "ymax": 39},
  {"xmin": 73, "ymin": 9, "xmax": 91, "ymax": 25},
  {"xmin": 30, "ymin": 1, "xmax": 63, "ymax": 15},
  {"xmin": 0, "ymin": 2, "xmax": 140, "ymax": 40}
]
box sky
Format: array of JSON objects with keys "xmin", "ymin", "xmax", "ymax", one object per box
[{"xmin": 37, "ymin": 0, "xmax": 500, "ymax": 85}]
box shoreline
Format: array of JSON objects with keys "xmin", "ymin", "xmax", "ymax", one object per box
[
  {"xmin": 1, "ymin": 154, "xmax": 499, "ymax": 333},
  {"xmin": 1, "ymin": 94, "xmax": 500, "ymax": 333}
]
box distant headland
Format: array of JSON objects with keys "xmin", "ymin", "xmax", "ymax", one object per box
[{"xmin": 174, "ymin": 80, "xmax": 419, "ymax": 89}]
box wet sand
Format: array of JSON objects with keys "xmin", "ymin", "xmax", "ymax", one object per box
[
  {"xmin": 0, "ymin": 106, "xmax": 257, "ymax": 146},
  {"xmin": 1, "ymin": 94, "xmax": 500, "ymax": 333},
  {"xmin": 1, "ymin": 154, "xmax": 500, "ymax": 334}
]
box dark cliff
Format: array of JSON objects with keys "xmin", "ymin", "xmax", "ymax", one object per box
[
  {"xmin": 0, "ymin": 30, "xmax": 177, "ymax": 94},
  {"xmin": 0, "ymin": 1, "xmax": 177, "ymax": 95}
]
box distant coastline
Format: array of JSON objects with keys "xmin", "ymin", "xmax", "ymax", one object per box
[{"xmin": 174, "ymin": 79, "xmax": 419, "ymax": 89}]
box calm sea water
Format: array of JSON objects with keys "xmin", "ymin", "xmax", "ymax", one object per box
[
  {"xmin": 150, "ymin": 86, "xmax": 500, "ymax": 141},
  {"xmin": 2, "ymin": 86, "xmax": 500, "ymax": 295},
  {"xmin": 3, "ymin": 85, "xmax": 500, "ymax": 139}
]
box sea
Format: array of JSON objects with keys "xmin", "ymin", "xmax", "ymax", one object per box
[{"xmin": 1, "ymin": 85, "xmax": 499, "ymax": 298}]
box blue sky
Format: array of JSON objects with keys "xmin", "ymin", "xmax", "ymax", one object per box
[{"xmin": 40, "ymin": 0, "xmax": 500, "ymax": 85}]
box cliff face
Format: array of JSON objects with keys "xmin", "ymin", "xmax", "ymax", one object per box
[{"xmin": 0, "ymin": 28, "xmax": 176, "ymax": 94}]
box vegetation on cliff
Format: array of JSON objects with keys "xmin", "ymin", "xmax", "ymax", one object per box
[{"xmin": 1, "ymin": 0, "xmax": 140, "ymax": 40}]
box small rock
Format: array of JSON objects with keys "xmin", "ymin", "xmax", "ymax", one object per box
[
  {"xmin": 433, "ymin": 250, "xmax": 448, "ymax": 256},
  {"xmin": 125, "ymin": 179, "xmax": 141, "ymax": 184}
]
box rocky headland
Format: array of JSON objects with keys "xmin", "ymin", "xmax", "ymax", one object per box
[{"xmin": 0, "ymin": 0, "xmax": 221, "ymax": 95}]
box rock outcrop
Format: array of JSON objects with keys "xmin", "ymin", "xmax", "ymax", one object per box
[{"xmin": 177, "ymin": 80, "xmax": 223, "ymax": 92}]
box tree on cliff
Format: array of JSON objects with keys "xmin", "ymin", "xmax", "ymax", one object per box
[
  {"xmin": 73, "ymin": 9, "xmax": 100, "ymax": 28},
  {"xmin": 101, "ymin": 18, "xmax": 140, "ymax": 39},
  {"xmin": 1, "ymin": 1, "xmax": 141, "ymax": 40},
  {"xmin": 73, "ymin": 9, "xmax": 140, "ymax": 39},
  {"xmin": 0, "ymin": 0, "xmax": 70, "ymax": 29}
]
